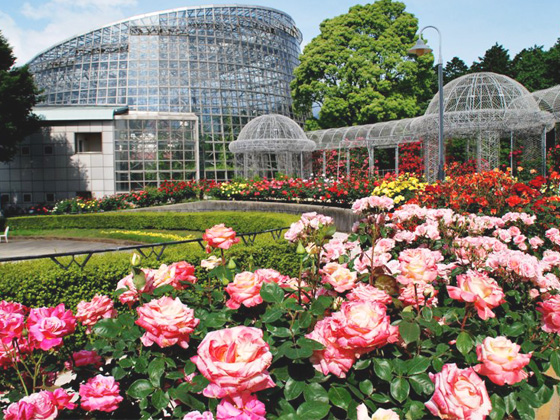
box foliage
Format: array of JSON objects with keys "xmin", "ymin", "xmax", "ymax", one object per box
[
  {"xmin": 291, "ymin": 0, "xmax": 434, "ymax": 128},
  {"xmin": 0, "ymin": 31, "xmax": 41, "ymax": 163},
  {"xmin": 511, "ymin": 45, "xmax": 552, "ymax": 91},
  {"xmin": 443, "ymin": 57, "xmax": 469, "ymax": 84},
  {"xmin": 470, "ymin": 43, "xmax": 513, "ymax": 77},
  {"xmin": 1, "ymin": 201, "xmax": 560, "ymax": 419},
  {"xmin": 7, "ymin": 211, "xmax": 298, "ymax": 234}
]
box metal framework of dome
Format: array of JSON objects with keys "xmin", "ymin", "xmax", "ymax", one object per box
[
  {"xmin": 305, "ymin": 72, "xmax": 557, "ymax": 181},
  {"xmin": 229, "ymin": 114, "xmax": 315, "ymax": 178}
]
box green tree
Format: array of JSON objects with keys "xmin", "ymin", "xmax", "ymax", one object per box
[
  {"xmin": 291, "ymin": 0, "xmax": 434, "ymax": 129},
  {"xmin": 470, "ymin": 43, "xmax": 512, "ymax": 76},
  {"xmin": 512, "ymin": 46, "xmax": 551, "ymax": 91},
  {"xmin": 0, "ymin": 31, "xmax": 41, "ymax": 163},
  {"xmin": 443, "ymin": 56, "xmax": 469, "ymax": 84},
  {"xmin": 545, "ymin": 38, "xmax": 560, "ymax": 86}
]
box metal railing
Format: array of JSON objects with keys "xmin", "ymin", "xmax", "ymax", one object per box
[{"xmin": 0, "ymin": 227, "xmax": 288, "ymax": 270}]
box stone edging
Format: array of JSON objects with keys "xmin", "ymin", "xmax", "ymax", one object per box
[{"xmin": 126, "ymin": 200, "xmax": 360, "ymax": 232}]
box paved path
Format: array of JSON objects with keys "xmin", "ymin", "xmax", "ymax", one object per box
[{"xmin": 0, "ymin": 238, "xmax": 123, "ymax": 259}]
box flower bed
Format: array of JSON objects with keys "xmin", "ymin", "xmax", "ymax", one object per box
[{"xmin": 2, "ymin": 196, "xmax": 560, "ymax": 419}]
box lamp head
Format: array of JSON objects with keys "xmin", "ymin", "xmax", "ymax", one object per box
[{"xmin": 408, "ymin": 38, "xmax": 432, "ymax": 57}]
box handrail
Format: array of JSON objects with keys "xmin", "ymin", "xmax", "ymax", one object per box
[{"xmin": 0, "ymin": 226, "xmax": 289, "ymax": 270}]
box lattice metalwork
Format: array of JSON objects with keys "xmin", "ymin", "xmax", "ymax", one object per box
[
  {"xmin": 28, "ymin": 5, "xmax": 302, "ymax": 182},
  {"xmin": 306, "ymin": 73, "xmax": 556, "ymax": 181},
  {"xmin": 230, "ymin": 114, "xmax": 315, "ymax": 178}
]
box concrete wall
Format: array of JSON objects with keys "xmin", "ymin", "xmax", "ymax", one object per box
[
  {"xmin": 0, "ymin": 121, "xmax": 115, "ymax": 208},
  {"xmin": 128, "ymin": 200, "xmax": 360, "ymax": 232}
]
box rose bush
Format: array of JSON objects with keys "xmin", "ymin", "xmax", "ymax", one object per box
[{"xmin": 1, "ymin": 198, "xmax": 560, "ymax": 419}]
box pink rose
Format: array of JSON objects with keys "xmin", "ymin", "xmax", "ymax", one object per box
[
  {"xmin": 321, "ymin": 262, "xmax": 357, "ymax": 293},
  {"xmin": 447, "ymin": 270, "xmax": 505, "ymax": 320},
  {"xmin": 76, "ymin": 294, "xmax": 117, "ymax": 333},
  {"xmin": 254, "ymin": 268, "xmax": 287, "ymax": 284},
  {"xmin": 203, "ymin": 224, "xmax": 240, "ymax": 252},
  {"xmin": 183, "ymin": 411, "xmax": 215, "ymax": 420},
  {"xmin": 0, "ymin": 300, "xmax": 26, "ymax": 344},
  {"xmin": 152, "ymin": 262, "xmax": 197, "ymax": 289},
  {"xmin": 50, "ymin": 389, "xmax": 77, "ymax": 411},
  {"xmin": 347, "ymin": 283, "xmax": 392, "ymax": 305},
  {"xmin": 425, "ymin": 363, "xmax": 492, "ymax": 420},
  {"xmin": 474, "ymin": 336, "xmax": 531, "ymax": 385},
  {"xmin": 170, "ymin": 261, "xmax": 198, "ymax": 285},
  {"xmin": 537, "ymin": 295, "xmax": 560, "ymax": 334},
  {"xmin": 66, "ymin": 350, "xmax": 103, "ymax": 370},
  {"xmin": 306, "ymin": 317, "xmax": 356, "ymax": 378},
  {"xmin": 396, "ymin": 248, "xmax": 443, "ymax": 285},
  {"xmin": 3, "ymin": 400, "xmax": 35, "ymax": 420},
  {"xmin": 216, "ymin": 393, "xmax": 266, "ymax": 420},
  {"xmin": 352, "ymin": 196, "xmax": 394, "ymax": 214},
  {"xmin": 191, "ymin": 326, "xmax": 275, "ymax": 398},
  {"xmin": 27, "ymin": 304, "xmax": 76, "ymax": 351},
  {"xmin": 115, "ymin": 269, "xmax": 155, "ymax": 306},
  {"xmin": 226, "ymin": 271, "xmax": 264, "ymax": 309},
  {"xmin": 333, "ymin": 300, "xmax": 398, "ymax": 355},
  {"xmin": 136, "ymin": 296, "xmax": 199, "ymax": 348},
  {"xmin": 79, "ymin": 375, "xmax": 123, "ymax": 412},
  {"xmin": 357, "ymin": 403, "xmax": 399, "ymax": 420}
]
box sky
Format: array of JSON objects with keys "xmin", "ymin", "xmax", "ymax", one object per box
[{"xmin": 0, "ymin": 0, "xmax": 559, "ymax": 66}]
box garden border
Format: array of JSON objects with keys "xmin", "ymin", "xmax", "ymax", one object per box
[{"xmin": 127, "ymin": 200, "xmax": 360, "ymax": 232}]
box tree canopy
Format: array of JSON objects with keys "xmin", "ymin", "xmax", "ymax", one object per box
[
  {"xmin": 470, "ymin": 43, "xmax": 513, "ymax": 77},
  {"xmin": 0, "ymin": 31, "xmax": 41, "ymax": 163},
  {"xmin": 443, "ymin": 57, "xmax": 469, "ymax": 85},
  {"xmin": 511, "ymin": 46, "xmax": 551, "ymax": 91},
  {"xmin": 291, "ymin": 0, "xmax": 434, "ymax": 129}
]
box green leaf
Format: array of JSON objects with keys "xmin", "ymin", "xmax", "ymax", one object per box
[
  {"xmin": 189, "ymin": 375, "xmax": 210, "ymax": 394},
  {"xmin": 354, "ymin": 359, "xmax": 371, "ymax": 370},
  {"xmin": 152, "ymin": 284, "xmax": 174, "ymax": 297},
  {"xmin": 406, "ymin": 400, "xmax": 426, "ymax": 420},
  {"xmin": 151, "ymin": 389, "xmax": 170, "ymax": 411},
  {"xmin": 262, "ymin": 307, "xmax": 284, "ymax": 323},
  {"xmin": 284, "ymin": 346, "xmax": 313, "ymax": 360},
  {"xmin": 127, "ymin": 379, "xmax": 154, "ymax": 399},
  {"xmin": 304, "ymin": 383, "xmax": 329, "ymax": 404},
  {"xmin": 92, "ymin": 318, "xmax": 120, "ymax": 338},
  {"xmin": 373, "ymin": 358, "xmax": 393, "ymax": 381},
  {"xmin": 267, "ymin": 326, "xmax": 292, "ymax": 338},
  {"xmin": 148, "ymin": 358, "xmax": 166, "ymax": 387},
  {"xmin": 111, "ymin": 366, "xmax": 126, "ymax": 380},
  {"xmin": 135, "ymin": 356, "xmax": 149, "ymax": 373},
  {"xmin": 166, "ymin": 371, "xmax": 185, "ymax": 380},
  {"xmin": 422, "ymin": 306, "xmax": 433, "ymax": 321},
  {"xmin": 370, "ymin": 393, "xmax": 390, "ymax": 403},
  {"xmin": 406, "ymin": 356, "xmax": 431, "ymax": 375},
  {"xmin": 490, "ymin": 394, "xmax": 505, "ymax": 420},
  {"xmin": 551, "ymin": 351, "xmax": 560, "ymax": 376},
  {"xmin": 297, "ymin": 337, "xmax": 325, "ymax": 350},
  {"xmin": 328, "ymin": 386, "xmax": 352, "ymax": 410},
  {"xmin": 515, "ymin": 399, "xmax": 535, "ymax": 420},
  {"xmin": 400, "ymin": 321, "xmax": 421, "ymax": 344},
  {"xmin": 504, "ymin": 393, "xmax": 516, "ymax": 415},
  {"xmin": 284, "ymin": 378, "xmax": 305, "ymax": 401},
  {"xmin": 390, "ymin": 377, "xmax": 410, "ymax": 403},
  {"xmin": 261, "ymin": 282, "xmax": 284, "ymax": 304},
  {"xmin": 409, "ymin": 374, "xmax": 434, "ymax": 396},
  {"xmin": 504, "ymin": 322, "xmax": 525, "ymax": 337},
  {"xmin": 296, "ymin": 401, "xmax": 330, "ymax": 419},
  {"xmin": 299, "ymin": 311, "xmax": 312, "ymax": 328},
  {"xmin": 359, "ymin": 379, "xmax": 374, "ymax": 396},
  {"xmin": 456, "ymin": 332, "xmax": 473, "ymax": 356},
  {"xmin": 310, "ymin": 295, "xmax": 332, "ymax": 316}
]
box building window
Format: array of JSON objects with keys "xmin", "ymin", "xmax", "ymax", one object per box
[
  {"xmin": 23, "ymin": 193, "xmax": 32, "ymax": 203},
  {"xmin": 75, "ymin": 133, "xmax": 102, "ymax": 153},
  {"xmin": 1, "ymin": 194, "xmax": 9, "ymax": 206},
  {"xmin": 46, "ymin": 193, "xmax": 55, "ymax": 202},
  {"xmin": 21, "ymin": 146, "xmax": 30, "ymax": 156},
  {"xmin": 44, "ymin": 145, "xmax": 53, "ymax": 155}
]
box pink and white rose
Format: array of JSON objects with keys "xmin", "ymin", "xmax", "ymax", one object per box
[{"xmin": 473, "ymin": 336, "xmax": 531, "ymax": 385}]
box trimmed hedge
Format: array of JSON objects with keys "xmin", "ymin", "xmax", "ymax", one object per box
[
  {"xmin": 0, "ymin": 238, "xmax": 299, "ymax": 310},
  {"xmin": 6, "ymin": 211, "xmax": 299, "ymax": 233}
]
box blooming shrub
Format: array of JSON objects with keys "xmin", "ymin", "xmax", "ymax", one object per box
[{"xmin": 1, "ymin": 202, "xmax": 560, "ymax": 419}]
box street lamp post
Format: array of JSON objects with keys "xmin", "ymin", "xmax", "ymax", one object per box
[{"xmin": 408, "ymin": 26, "xmax": 445, "ymax": 181}]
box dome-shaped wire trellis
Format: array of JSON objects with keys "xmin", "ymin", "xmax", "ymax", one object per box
[
  {"xmin": 305, "ymin": 72, "xmax": 557, "ymax": 181},
  {"xmin": 229, "ymin": 114, "xmax": 315, "ymax": 178}
]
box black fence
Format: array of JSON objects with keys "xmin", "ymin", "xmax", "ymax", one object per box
[{"xmin": 0, "ymin": 227, "xmax": 288, "ymax": 270}]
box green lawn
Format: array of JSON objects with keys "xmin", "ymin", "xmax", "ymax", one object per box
[{"xmin": 10, "ymin": 228, "xmax": 201, "ymax": 244}]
